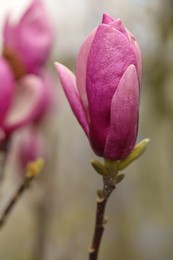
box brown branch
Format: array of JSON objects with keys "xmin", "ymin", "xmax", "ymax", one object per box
[
  {"xmin": 89, "ymin": 176, "xmax": 116, "ymax": 260},
  {"xmin": 0, "ymin": 137, "xmax": 10, "ymax": 183},
  {"xmin": 32, "ymin": 126, "xmax": 58, "ymax": 260},
  {"xmin": 0, "ymin": 176, "xmax": 33, "ymax": 229},
  {"xmin": 0, "ymin": 159, "xmax": 43, "ymax": 230}
]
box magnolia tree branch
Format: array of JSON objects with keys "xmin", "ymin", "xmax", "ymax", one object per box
[
  {"xmin": 89, "ymin": 140, "xmax": 149, "ymax": 260},
  {"xmin": 89, "ymin": 176, "xmax": 116, "ymax": 260},
  {"xmin": 0, "ymin": 159, "xmax": 43, "ymax": 230},
  {"xmin": 0, "ymin": 137, "xmax": 10, "ymax": 183},
  {"xmin": 0, "ymin": 176, "xmax": 34, "ymax": 228},
  {"xmin": 33, "ymin": 128, "xmax": 58, "ymax": 260}
]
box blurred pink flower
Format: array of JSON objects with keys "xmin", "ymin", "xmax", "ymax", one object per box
[
  {"xmin": 3, "ymin": 0, "xmax": 54, "ymax": 77},
  {"xmin": 3, "ymin": 73, "xmax": 55, "ymax": 135},
  {"xmin": 17, "ymin": 127, "xmax": 45, "ymax": 171},
  {"xmin": 0, "ymin": 57, "xmax": 14, "ymax": 128},
  {"xmin": 56, "ymin": 13, "xmax": 141, "ymax": 160}
]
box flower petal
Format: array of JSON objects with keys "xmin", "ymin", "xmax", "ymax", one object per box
[
  {"xmin": 126, "ymin": 29, "xmax": 142, "ymax": 84},
  {"xmin": 76, "ymin": 28, "xmax": 96, "ymax": 119},
  {"xmin": 86, "ymin": 24, "xmax": 136, "ymax": 155},
  {"xmin": 3, "ymin": 0, "xmax": 54, "ymax": 74},
  {"xmin": 104, "ymin": 65, "xmax": 139, "ymax": 160},
  {"xmin": 3, "ymin": 75, "xmax": 47, "ymax": 134},
  {"xmin": 55, "ymin": 63, "xmax": 89, "ymax": 136},
  {"xmin": 0, "ymin": 57, "xmax": 14, "ymax": 124},
  {"xmin": 17, "ymin": 127, "xmax": 45, "ymax": 170},
  {"xmin": 102, "ymin": 14, "xmax": 128, "ymax": 39},
  {"xmin": 19, "ymin": 0, "xmax": 54, "ymax": 73},
  {"xmin": 102, "ymin": 14, "xmax": 142, "ymax": 84},
  {"xmin": 3, "ymin": 16, "xmax": 17, "ymax": 49},
  {"xmin": 102, "ymin": 13, "xmax": 114, "ymax": 24}
]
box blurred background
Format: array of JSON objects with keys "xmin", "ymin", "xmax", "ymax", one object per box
[{"xmin": 0, "ymin": 0, "xmax": 173, "ymax": 259}]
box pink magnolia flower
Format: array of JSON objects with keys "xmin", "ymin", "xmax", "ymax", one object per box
[
  {"xmin": 0, "ymin": 57, "xmax": 54, "ymax": 139},
  {"xmin": 3, "ymin": 73, "xmax": 55, "ymax": 135},
  {"xmin": 0, "ymin": 57, "xmax": 14, "ymax": 128},
  {"xmin": 56, "ymin": 14, "xmax": 141, "ymax": 160},
  {"xmin": 3, "ymin": 0, "xmax": 54, "ymax": 76},
  {"xmin": 0, "ymin": 62, "xmax": 55, "ymax": 179},
  {"xmin": 17, "ymin": 127, "xmax": 45, "ymax": 171}
]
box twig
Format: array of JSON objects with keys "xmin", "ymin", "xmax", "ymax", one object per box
[
  {"xmin": 0, "ymin": 159, "xmax": 44, "ymax": 230},
  {"xmin": 89, "ymin": 176, "xmax": 116, "ymax": 260},
  {"xmin": 0, "ymin": 176, "xmax": 33, "ymax": 228},
  {"xmin": 0, "ymin": 137, "xmax": 10, "ymax": 183},
  {"xmin": 89, "ymin": 141, "xmax": 149, "ymax": 260}
]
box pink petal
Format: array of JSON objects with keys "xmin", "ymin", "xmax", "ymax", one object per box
[
  {"xmin": 102, "ymin": 13, "xmax": 114, "ymax": 24},
  {"xmin": 0, "ymin": 57, "xmax": 14, "ymax": 124},
  {"xmin": 102, "ymin": 14, "xmax": 128, "ymax": 39},
  {"xmin": 104, "ymin": 65, "xmax": 139, "ymax": 160},
  {"xmin": 111, "ymin": 19, "xmax": 129, "ymax": 38},
  {"xmin": 3, "ymin": 16, "xmax": 17, "ymax": 49},
  {"xmin": 126, "ymin": 29, "xmax": 142, "ymax": 84},
  {"xmin": 3, "ymin": 0, "xmax": 54, "ymax": 74},
  {"xmin": 86, "ymin": 24, "xmax": 136, "ymax": 155},
  {"xmin": 102, "ymin": 14, "xmax": 142, "ymax": 83},
  {"xmin": 3, "ymin": 75, "xmax": 47, "ymax": 134},
  {"xmin": 55, "ymin": 63, "xmax": 89, "ymax": 136},
  {"xmin": 18, "ymin": 0, "xmax": 54, "ymax": 73},
  {"xmin": 76, "ymin": 28, "xmax": 96, "ymax": 120},
  {"xmin": 17, "ymin": 127, "xmax": 45, "ymax": 170}
]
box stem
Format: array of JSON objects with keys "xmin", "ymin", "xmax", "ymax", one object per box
[
  {"xmin": 0, "ymin": 137, "xmax": 10, "ymax": 183},
  {"xmin": 89, "ymin": 176, "xmax": 116, "ymax": 260},
  {"xmin": 32, "ymin": 126, "xmax": 58, "ymax": 260},
  {"xmin": 0, "ymin": 176, "xmax": 33, "ymax": 229}
]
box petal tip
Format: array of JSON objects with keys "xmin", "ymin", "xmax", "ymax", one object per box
[{"xmin": 102, "ymin": 13, "xmax": 114, "ymax": 24}]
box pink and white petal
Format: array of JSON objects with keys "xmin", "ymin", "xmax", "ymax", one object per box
[
  {"xmin": 0, "ymin": 57, "xmax": 14, "ymax": 124},
  {"xmin": 102, "ymin": 14, "xmax": 141, "ymax": 79},
  {"xmin": 87, "ymin": 24, "xmax": 136, "ymax": 155},
  {"xmin": 55, "ymin": 63, "xmax": 89, "ymax": 136},
  {"xmin": 76, "ymin": 28, "xmax": 97, "ymax": 118},
  {"xmin": 3, "ymin": 15, "xmax": 17, "ymax": 49},
  {"xmin": 3, "ymin": 75, "xmax": 46, "ymax": 134},
  {"xmin": 126, "ymin": 29, "xmax": 142, "ymax": 84},
  {"xmin": 17, "ymin": 127, "xmax": 45, "ymax": 170},
  {"xmin": 17, "ymin": 0, "xmax": 54, "ymax": 73},
  {"xmin": 102, "ymin": 14, "xmax": 128, "ymax": 39},
  {"xmin": 104, "ymin": 65, "xmax": 139, "ymax": 160},
  {"xmin": 111, "ymin": 19, "xmax": 129, "ymax": 38},
  {"xmin": 19, "ymin": 0, "xmax": 41, "ymax": 24},
  {"xmin": 131, "ymin": 40, "xmax": 142, "ymax": 85},
  {"xmin": 102, "ymin": 13, "xmax": 114, "ymax": 24}
]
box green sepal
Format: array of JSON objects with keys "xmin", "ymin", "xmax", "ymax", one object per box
[
  {"xmin": 104, "ymin": 159, "xmax": 118, "ymax": 177},
  {"xmin": 97, "ymin": 189, "xmax": 104, "ymax": 199},
  {"xmin": 91, "ymin": 160, "xmax": 108, "ymax": 176},
  {"xmin": 116, "ymin": 174, "xmax": 125, "ymax": 184},
  {"xmin": 117, "ymin": 138, "xmax": 150, "ymax": 171}
]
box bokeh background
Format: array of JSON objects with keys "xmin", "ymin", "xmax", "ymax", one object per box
[{"xmin": 0, "ymin": 0, "xmax": 173, "ymax": 259}]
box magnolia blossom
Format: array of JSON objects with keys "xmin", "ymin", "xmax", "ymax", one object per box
[
  {"xmin": 0, "ymin": 58, "xmax": 54, "ymax": 140},
  {"xmin": 56, "ymin": 14, "xmax": 141, "ymax": 160},
  {"xmin": 0, "ymin": 0, "xmax": 56, "ymax": 137},
  {"xmin": 2, "ymin": 72, "xmax": 55, "ymax": 135},
  {"xmin": 17, "ymin": 127, "xmax": 45, "ymax": 170},
  {"xmin": 0, "ymin": 57, "xmax": 14, "ymax": 127},
  {"xmin": 3, "ymin": 0, "xmax": 54, "ymax": 76}
]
